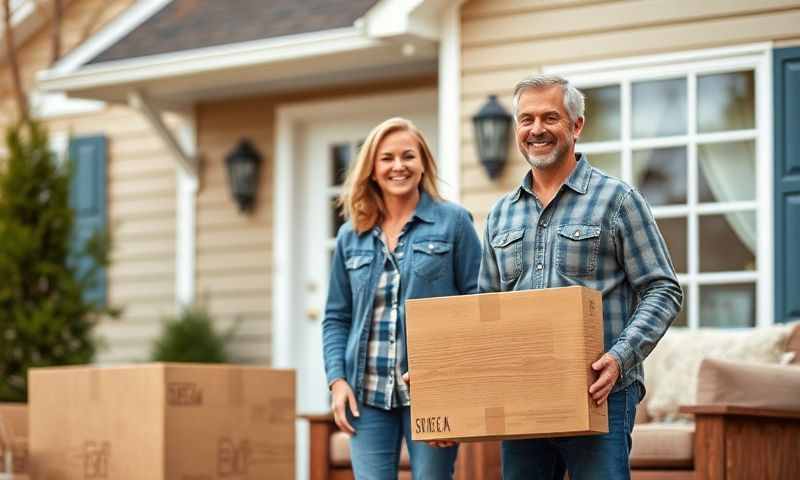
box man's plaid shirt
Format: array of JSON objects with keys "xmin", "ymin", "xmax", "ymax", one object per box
[{"xmin": 478, "ymin": 154, "xmax": 683, "ymax": 395}]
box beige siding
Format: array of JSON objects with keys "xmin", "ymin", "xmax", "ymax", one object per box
[
  {"xmin": 195, "ymin": 76, "xmax": 437, "ymax": 364},
  {"xmin": 196, "ymin": 97, "xmax": 273, "ymax": 364},
  {"xmin": 45, "ymin": 108, "xmax": 178, "ymax": 365},
  {"xmin": 0, "ymin": 0, "xmax": 177, "ymax": 364},
  {"xmin": 460, "ymin": 0, "xmax": 800, "ymax": 231}
]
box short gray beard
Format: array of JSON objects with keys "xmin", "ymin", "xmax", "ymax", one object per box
[{"xmin": 522, "ymin": 140, "xmax": 569, "ymax": 170}]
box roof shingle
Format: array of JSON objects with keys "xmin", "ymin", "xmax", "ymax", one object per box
[{"xmin": 89, "ymin": 0, "xmax": 379, "ymax": 64}]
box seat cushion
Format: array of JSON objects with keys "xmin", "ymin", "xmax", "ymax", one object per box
[
  {"xmin": 642, "ymin": 323, "xmax": 796, "ymax": 422},
  {"xmin": 697, "ymin": 357, "xmax": 800, "ymax": 410},
  {"xmin": 330, "ymin": 431, "xmax": 410, "ymax": 467},
  {"xmin": 630, "ymin": 422, "xmax": 694, "ymax": 469}
]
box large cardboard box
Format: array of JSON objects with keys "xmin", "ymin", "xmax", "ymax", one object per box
[
  {"xmin": 0, "ymin": 404, "xmax": 29, "ymax": 479},
  {"xmin": 407, "ymin": 286, "xmax": 608, "ymax": 442},
  {"xmin": 29, "ymin": 364, "xmax": 294, "ymax": 480}
]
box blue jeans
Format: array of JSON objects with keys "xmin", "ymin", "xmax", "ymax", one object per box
[
  {"xmin": 348, "ymin": 402, "xmax": 459, "ymax": 480},
  {"xmin": 501, "ymin": 384, "xmax": 640, "ymax": 480}
]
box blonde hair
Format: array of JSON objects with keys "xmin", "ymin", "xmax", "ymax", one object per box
[{"xmin": 339, "ymin": 117, "xmax": 442, "ymax": 234}]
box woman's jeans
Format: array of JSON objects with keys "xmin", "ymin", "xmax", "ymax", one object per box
[
  {"xmin": 348, "ymin": 402, "xmax": 459, "ymax": 480},
  {"xmin": 501, "ymin": 383, "xmax": 640, "ymax": 480}
]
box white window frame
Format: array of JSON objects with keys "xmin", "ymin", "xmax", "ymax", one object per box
[{"xmin": 545, "ymin": 43, "xmax": 773, "ymax": 328}]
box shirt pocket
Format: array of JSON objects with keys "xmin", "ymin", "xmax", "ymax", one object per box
[
  {"xmin": 556, "ymin": 224, "xmax": 601, "ymax": 276},
  {"xmin": 412, "ymin": 240, "xmax": 452, "ymax": 281},
  {"xmin": 345, "ymin": 251, "xmax": 374, "ymax": 291},
  {"xmin": 490, "ymin": 227, "xmax": 525, "ymax": 285}
]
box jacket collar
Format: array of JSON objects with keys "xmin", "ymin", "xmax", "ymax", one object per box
[{"xmin": 411, "ymin": 190, "xmax": 437, "ymax": 224}]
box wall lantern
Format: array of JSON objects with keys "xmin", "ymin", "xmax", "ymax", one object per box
[
  {"xmin": 472, "ymin": 94, "xmax": 512, "ymax": 179},
  {"xmin": 225, "ymin": 139, "xmax": 262, "ymax": 212}
]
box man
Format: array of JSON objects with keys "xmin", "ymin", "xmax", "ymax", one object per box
[{"xmin": 479, "ymin": 74, "xmax": 682, "ymax": 479}]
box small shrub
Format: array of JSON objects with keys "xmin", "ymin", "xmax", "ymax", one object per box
[{"xmin": 150, "ymin": 307, "xmax": 236, "ymax": 363}]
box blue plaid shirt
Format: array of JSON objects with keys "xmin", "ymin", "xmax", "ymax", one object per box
[
  {"xmin": 362, "ymin": 229, "xmax": 412, "ymax": 409},
  {"xmin": 478, "ymin": 154, "xmax": 683, "ymax": 395}
]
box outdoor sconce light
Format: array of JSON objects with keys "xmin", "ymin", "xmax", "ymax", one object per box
[
  {"xmin": 225, "ymin": 139, "xmax": 262, "ymax": 212},
  {"xmin": 472, "ymin": 94, "xmax": 512, "ymax": 179}
]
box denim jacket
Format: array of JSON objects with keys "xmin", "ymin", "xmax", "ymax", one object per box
[{"xmin": 323, "ymin": 192, "xmax": 482, "ymax": 400}]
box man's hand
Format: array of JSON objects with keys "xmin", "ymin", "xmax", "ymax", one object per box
[
  {"xmin": 402, "ymin": 371, "xmax": 457, "ymax": 449},
  {"xmin": 589, "ymin": 353, "xmax": 621, "ymax": 406},
  {"xmin": 330, "ymin": 379, "xmax": 359, "ymax": 435}
]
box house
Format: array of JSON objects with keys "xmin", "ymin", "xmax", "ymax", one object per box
[{"xmin": 4, "ymin": 0, "xmax": 798, "ymax": 478}]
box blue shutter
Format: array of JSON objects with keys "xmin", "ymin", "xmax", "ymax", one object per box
[
  {"xmin": 69, "ymin": 135, "xmax": 108, "ymax": 306},
  {"xmin": 774, "ymin": 47, "xmax": 800, "ymax": 324}
]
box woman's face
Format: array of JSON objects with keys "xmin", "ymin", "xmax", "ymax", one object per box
[{"xmin": 372, "ymin": 130, "xmax": 425, "ymax": 202}]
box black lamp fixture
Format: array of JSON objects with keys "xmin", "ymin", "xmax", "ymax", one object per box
[
  {"xmin": 472, "ymin": 94, "xmax": 512, "ymax": 179},
  {"xmin": 225, "ymin": 139, "xmax": 262, "ymax": 212}
]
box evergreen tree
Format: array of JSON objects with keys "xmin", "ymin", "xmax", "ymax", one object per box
[{"xmin": 0, "ymin": 121, "xmax": 111, "ymax": 401}]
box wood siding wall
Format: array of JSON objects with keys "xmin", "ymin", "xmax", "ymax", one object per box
[
  {"xmin": 459, "ymin": 0, "xmax": 800, "ymax": 232},
  {"xmin": 195, "ymin": 77, "xmax": 436, "ymax": 365},
  {"xmin": 0, "ymin": 0, "xmax": 177, "ymax": 363}
]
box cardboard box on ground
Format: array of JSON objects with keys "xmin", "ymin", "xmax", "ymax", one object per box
[
  {"xmin": 29, "ymin": 364, "xmax": 295, "ymax": 480},
  {"xmin": 406, "ymin": 285, "xmax": 608, "ymax": 442},
  {"xmin": 0, "ymin": 403, "xmax": 29, "ymax": 479}
]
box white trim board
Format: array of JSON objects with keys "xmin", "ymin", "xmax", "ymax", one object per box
[
  {"xmin": 174, "ymin": 108, "xmax": 198, "ymax": 309},
  {"xmin": 46, "ymin": 0, "xmax": 174, "ymax": 76},
  {"xmin": 30, "ymin": 91, "xmax": 105, "ymax": 119},
  {"xmin": 437, "ymin": 0, "xmax": 465, "ymax": 202},
  {"xmin": 38, "ymin": 27, "xmax": 383, "ymax": 93}
]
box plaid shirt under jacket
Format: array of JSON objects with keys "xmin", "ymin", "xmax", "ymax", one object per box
[
  {"xmin": 478, "ymin": 154, "xmax": 683, "ymax": 395},
  {"xmin": 362, "ymin": 228, "xmax": 411, "ymax": 410}
]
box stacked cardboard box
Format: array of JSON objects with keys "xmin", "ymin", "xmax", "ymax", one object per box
[
  {"xmin": 406, "ymin": 286, "xmax": 608, "ymax": 442},
  {"xmin": 29, "ymin": 364, "xmax": 295, "ymax": 480}
]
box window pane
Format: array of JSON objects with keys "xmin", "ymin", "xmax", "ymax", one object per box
[
  {"xmin": 699, "ymin": 283, "xmax": 756, "ymax": 327},
  {"xmin": 632, "ymin": 78, "xmax": 687, "ymax": 138},
  {"xmin": 581, "ymin": 85, "xmax": 621, "ymax": 143},
  {"xmin": 697, "ymin": 70, "xmax": 755, "ymax": 133},
  {"xmin": 674, "ymin": 286, "xmax": 688, "ymax": 327},
  {"xmin": 331, "ymin": 197, "xmax": 345, "ymax": 238},
  {"xmin": 657, "ymin": 217, "xmax": 687, "ymax": 273},
  {"xmin": 588, "ymin": 152, "xmax": 621, "ymax": 178},
  {"xmin": 699, "ymin": 212, "xmax": 756, "ymax": 272},
  {"xmin": 330, "ymin": 143, "xmax": 351, "ymax": 186},
  {"xmin": 698, "ymin": 141, "xmax": 755, "ymax": 203},
  {"xmin": 633, "ymin": 147, "xmax": 687, "ymax": 206}
]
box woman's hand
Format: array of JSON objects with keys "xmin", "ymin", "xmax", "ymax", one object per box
[
  {"xmin": 330, "ymin": 379, "xmax": 360, "ymax": 435},
  {"xmin": 402, "ymin": 371, "xmax": 457, "ymax": 449}
]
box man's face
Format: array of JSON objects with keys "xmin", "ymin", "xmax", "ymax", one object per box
[{"xmin": 515, "ymin": 86, "xmax": 584, "ymax": 169}]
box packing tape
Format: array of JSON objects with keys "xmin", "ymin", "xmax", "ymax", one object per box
[
  {"xmin": 484, "ymin": 407, "xmax": 506, "ymax": 435},
  {"xmin": 478, "ymin": 294, "xmax": 500, "ymax": 323},
  {"xmin": 228, "ymin": 368, "xmax": 244, "ymax": 407},
  {"xmin": 89, "ymin": 369, "xmax": 101, "ymax": 402}
]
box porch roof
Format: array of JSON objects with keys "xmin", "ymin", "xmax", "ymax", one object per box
[
  {"xmin": 87, "ymin": 0, "xmax": 380, "ymax": 64},
  {"xmin": 36, "ymin": 0, "xmax": 448, "ymax": 106}
]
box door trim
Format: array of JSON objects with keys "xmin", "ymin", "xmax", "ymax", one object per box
[{"xmin": 272, "ymin": 88, "xmax": 437, "ymax": 369}]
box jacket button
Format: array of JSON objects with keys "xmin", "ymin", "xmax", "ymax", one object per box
[
  {"xmin": 428, "ymin": 243, "xmax": 434, "ymax": 250},
  {"xmin": 574, "ymin": 230, "xmax": 581, "ymax": 237}
]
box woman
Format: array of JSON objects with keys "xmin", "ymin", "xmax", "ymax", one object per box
[{"xmin": 322, "ymin": 117, "xmax": 482, "ymax": 479}]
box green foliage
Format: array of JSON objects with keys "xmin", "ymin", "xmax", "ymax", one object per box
[
  {"xmin": 0, "ymin": 121, "xmax": 112, "ymax": 402},
  {"xmin": 151, "ymin": 307, "xmax": 236, "ymax": 363}
]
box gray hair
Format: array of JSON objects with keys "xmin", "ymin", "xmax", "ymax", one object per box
[{"xmin": 512, "ymin": 74, "xmax": 585, "ymax": 123}]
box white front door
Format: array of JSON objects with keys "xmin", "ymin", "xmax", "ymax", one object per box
[
  {"xmin": 276, "ymin": 90, "xmax": 437, "ymax": 480},
  {"xmin": 296, "ymin": 107, "xmax": 437, "ymax": 415}
]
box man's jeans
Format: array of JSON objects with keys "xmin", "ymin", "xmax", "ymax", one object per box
[
  {"xmin": 501, "ymin": 384, "xmax": 640, "ymax": 480},
  {"xmin": 349, "ymin": 402, "xmax": 458, "ymax": 480}
]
